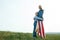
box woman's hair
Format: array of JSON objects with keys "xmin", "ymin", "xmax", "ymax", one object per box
[{"xmin": 39, "ymin": 5, "xmax": 42, "ymax": 10}]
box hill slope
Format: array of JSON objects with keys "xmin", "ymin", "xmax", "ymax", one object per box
[{"xmin": 0, "ymin": 31, "xmax": 60, "ymax": 40}]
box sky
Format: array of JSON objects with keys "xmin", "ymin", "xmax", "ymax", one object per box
[{"xmin": 0, "ymin": 0, "xmax": 60, "ymax": 33}]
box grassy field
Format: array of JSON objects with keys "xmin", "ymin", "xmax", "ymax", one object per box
[{"xmin": 0, "ymin": 31, "xmax": 60, "ymax": 40}]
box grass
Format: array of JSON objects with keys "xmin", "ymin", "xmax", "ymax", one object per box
[{"xmin": 0, "ymin": 31, "xmax": 60, "ymax": 40}]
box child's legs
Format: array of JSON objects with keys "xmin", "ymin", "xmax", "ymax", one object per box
[{"xmin": 33, "ymin": 21, "xmax": 37, "ymax": 37}]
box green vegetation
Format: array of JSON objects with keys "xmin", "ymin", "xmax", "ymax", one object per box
[{"xmin": 0, "ymin": 31, "xmax": 60, "ymax": 40}]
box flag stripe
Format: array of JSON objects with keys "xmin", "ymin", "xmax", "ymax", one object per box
[
  {"xmin": 38, "ymin": 21, "xmax": 41, "ymax": 36},
  {"xmin": 37, "ymin": 21, "xmax": 45, "ymax": 38},
  {"xmin": 41, "ymin": 21, "xmax": 45, "ymax": 38}
]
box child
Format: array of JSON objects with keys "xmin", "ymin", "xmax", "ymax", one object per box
[{"xmin": 33, "ymin": 12, "xmax": 43, "ymax": 38}]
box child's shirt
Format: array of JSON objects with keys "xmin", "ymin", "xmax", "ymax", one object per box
[{"xmin": 34, "ymin": 16, "xmax": 43, "ymax": 22}]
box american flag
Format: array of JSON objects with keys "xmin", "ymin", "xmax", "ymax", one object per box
[{"xmin": 36, "ymin": 21, "xmax": 45, "ymax": 39}]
